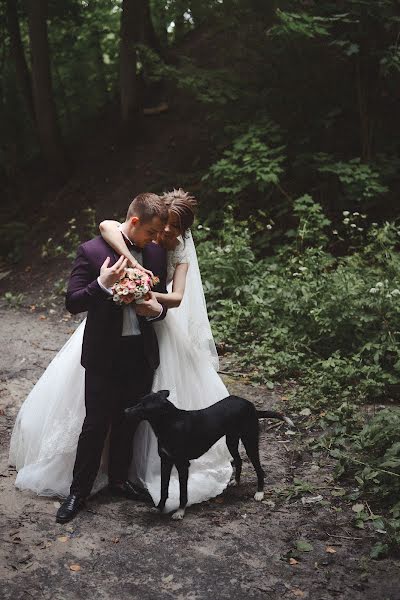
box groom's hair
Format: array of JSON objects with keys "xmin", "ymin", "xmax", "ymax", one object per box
[{"xmin": 126, "ymin": 193, "xmax": 168, "ymax": 223}]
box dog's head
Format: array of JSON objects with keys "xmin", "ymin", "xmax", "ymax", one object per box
[{"xmin": 125, "ymin": 390, "xmax": 173, "ymax": 421}]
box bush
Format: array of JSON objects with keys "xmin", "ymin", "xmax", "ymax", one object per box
[{"xmin": 196, "ymin": 197, "xmax": 400, "ymax": 407}]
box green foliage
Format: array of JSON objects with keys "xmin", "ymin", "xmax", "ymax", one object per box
[
  {"xmin": 268, "ymin": 9, "xmax": 333, "ymax": 39},
  {"xmin": 291, "ymin": 194, "xmax": 331, "ymax": 248},
  {"xmin": 138, "ymin": 46, "xmax": 240, "ymax": 105},
  {"xmin": 197, "ymin": 198, "xmax": 400, "ymax": 405},
  {"xmin": 316, "ymin": 155, "xmax": 389, "ymax": 204},
  {"xmin": 2, "ymin": 291, "xmax": 24, "ymax": 308},
  {"xmin": 203, "ymin": 121, "xmax": 285, "ymax": 196},
  {"xmin": 41, "ymin": 208, "xmax": 97, "ymax": 260},
  {"xmin": 311, "ymin": 404, "xmax": 400, "ymax": 557}
]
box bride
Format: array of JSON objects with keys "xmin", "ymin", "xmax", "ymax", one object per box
[{"xmin": 9, "ymin": 189, "xmax": 232, "ymax": 513}]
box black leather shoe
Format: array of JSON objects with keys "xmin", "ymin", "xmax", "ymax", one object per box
[
  {"xmin": 108, "ymin": 480, "xmax": 152, "ymax": 502},
  {"xmin": 56, "ymin": 494, "xmax": 85, "ymax": 524}
]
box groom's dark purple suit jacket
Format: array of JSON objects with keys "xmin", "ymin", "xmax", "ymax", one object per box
[{"xmin": 65, "ymin": 236, "xmax": 168, "ymax": 374}]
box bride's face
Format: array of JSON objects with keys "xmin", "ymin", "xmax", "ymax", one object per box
[{"xmin": 158, "ymin": 211, "xmax": 181, "ymax": 249}]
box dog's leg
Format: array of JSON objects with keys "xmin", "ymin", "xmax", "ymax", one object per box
[
  {"xmin": 241, "ymin": 427, "xmax": 265, "ymax": 502},
  {"xmin": 226, "ymin": 434, "xmax": 242, "ymax": 487},
  {"xmin": 156, "ymin": 455, "xmax": 173, "ymax": 513},
  {"xmin": 172, "ymin": 461, "xmax": 190, "ymax": 520}
]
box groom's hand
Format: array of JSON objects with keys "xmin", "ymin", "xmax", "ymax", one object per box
[
  {"xmin": 99, "ymin": 256, "xmax": 128, "ymax": 289},
  {"xmin": 135, "ymin": 292, "xmax": 163, "ymax": 318}
]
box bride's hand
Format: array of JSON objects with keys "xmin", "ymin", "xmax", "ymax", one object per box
[{"xmin": 128, "ymin": 257, "xmax": 154, "ymax": 279}]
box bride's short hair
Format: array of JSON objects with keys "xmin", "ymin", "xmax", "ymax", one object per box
[
  {"xmin": 161, "ymin": 189, "xmax": 197, "ymax": 237},
  {"xmin": 126, "ymin": 193, "xmax": 168, "ymax": 223}
]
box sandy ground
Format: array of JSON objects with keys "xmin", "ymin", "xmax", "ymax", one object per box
[{"xmin": 0, "ymin": 306, "xmax": 399, "ymax": 600}]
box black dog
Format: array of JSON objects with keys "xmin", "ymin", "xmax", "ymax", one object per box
[{"xmin": 125, "ymin": 390, "xmax": 294, "ymax": 519}]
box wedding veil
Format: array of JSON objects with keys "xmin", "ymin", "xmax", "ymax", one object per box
[{"xmin": 170, "ymin": 231, "xmax": 219, "ymax": 371}]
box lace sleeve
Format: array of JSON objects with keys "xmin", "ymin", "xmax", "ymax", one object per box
[{"xmin": 173, "ymin": 240, "xmax": 189, "ymax": 266}]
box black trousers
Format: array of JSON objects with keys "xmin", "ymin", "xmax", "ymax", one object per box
[{"xmin": 70, "ymin": 336, "xmax": 154, "ymax": 497}]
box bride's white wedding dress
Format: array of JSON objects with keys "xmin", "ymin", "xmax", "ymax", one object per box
[{"xmin": 9, "ymin": 233, "xmax": 232, "ymax": 511}]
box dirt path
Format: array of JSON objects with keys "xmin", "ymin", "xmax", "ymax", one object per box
[{"xmin": 0, "ymin": 307, "xmax": 398, "ymax": 600}]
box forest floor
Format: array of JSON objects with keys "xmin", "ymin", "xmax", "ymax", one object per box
[{"xmin": 0, "ymin": 301, "xmax": 399, "ymax": 600}]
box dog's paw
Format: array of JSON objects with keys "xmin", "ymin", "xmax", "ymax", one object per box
[
  {"xmin": 254, "ymin": 491, "xmax": 264, "ymax": 502},
  {"xmin": 171, "ymin": 508, "xmax": 185, "ymax": 520},
  {"xmin": 150, "ymin": 506, "xmax": 165, "ymax": 515}
]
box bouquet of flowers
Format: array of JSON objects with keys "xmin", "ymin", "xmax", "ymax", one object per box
[{"xmin": 111, "ymin": 267, "xmax": 159, "ymax": 306}]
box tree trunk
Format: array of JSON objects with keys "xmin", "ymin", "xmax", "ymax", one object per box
[
  {"xmin": 26, "ymin": 0, "xmax": 67, "ymax": 177},
  {"xmin": 119, "ymin": 0, "xmax": 145, "ymax": 124},
  {"xmin": 6, "ymin": 0, "xmax": 35, "ymax": 121}
]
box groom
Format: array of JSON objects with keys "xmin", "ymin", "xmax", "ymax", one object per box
[{"xmin": 56, "ymin": 193, "xmax": 169, "ymax": 523}]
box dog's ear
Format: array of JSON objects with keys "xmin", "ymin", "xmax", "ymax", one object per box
[{"xmin": 158, "ymin": 390, "xmax": 170, "ymax": 399}]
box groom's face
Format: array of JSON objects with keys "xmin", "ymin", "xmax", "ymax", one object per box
[{"xmin": 129, "ymin": 216, "xmax": 165, "ymax": 247}]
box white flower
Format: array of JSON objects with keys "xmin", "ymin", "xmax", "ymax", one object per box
[
  {"xmin": 372, "ymin": 222, "xmax": 378, "ymax": 227},
  {"xmin": 350, "ymin": 223, "xmax": 357, "ymax": 228},
  {"xmin": 376, "ymin": 282, "xmax": 384, "ymax": 288},
  {"xmin": 357, "ymin": 227, "xmax": 364, "ymax": 232},
  {"xmin": 332, "ymin": 230, "xmax": 338, "ymax": 235},
  {"xmin": 266, "ymin": 224, "xmax": 272, "ymax": 230},
  {"xmin": 197, "ymin": 224, "xmax": 203, "ymax": 229},
  {"xmin": 343, "ymin": 211, "xmax": 350, "ymax": 216},
  {"xmin": 391, "ymin": 289, "xmax": 400, "ymax": 296},
  {"xmin": 353, "ymin": 212, "xmax": 360, "ymax": 216},
  {"xmin": 293, "ymin": 272, "xmax": 300, "ymax": 277},
  {"xmin": 369, "ymin": 288, "xmax": 378, "ymax": 294},
  {"xmin": 361, "ymin": 214, "xmax": 367, "ymax": 219},
  {"xmin": 343, "ymin": 218, "xmax": 350, "ymax": 224},
  {"xmin": 298, "ymin": 266, "xmax": 308, "ymax": 271}
]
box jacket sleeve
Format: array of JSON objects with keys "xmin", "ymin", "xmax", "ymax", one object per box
[{"xmin": 65, "ymin": 245, "xmax": 110, "ymax": 314}]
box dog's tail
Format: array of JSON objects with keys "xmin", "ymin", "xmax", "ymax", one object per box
[{"xmin": 256, "ymin": 410, "xmax": 294, "ymax": 428}]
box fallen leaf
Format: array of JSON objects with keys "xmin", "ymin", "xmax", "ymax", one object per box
[
  {"xmin": 292, "ymin": 589, "xmax": 306, "ymax": 598},
  {"xmin": 162, "ymin": 574, "xmax": 173, "ymax": 583},
  {"xmin": 30, "ymin": 305, "xmax": 36, "ymax": 312},
  {"xmin": 57, "ymin": 536, "xmax": 69, "ymax": 543},
  {"xmin": 214, "ymin": 497, "xmax": 224, "ymax": 504},
  {"xmin": 289, "ymin": 558, "xmax": 299, "ymax": 565},
  {"xmin": 331, "ymin": 488, "xmax": 346, "ymax": 497},
  {"xmin": 325, "ymin": 546, "xmax": 336, "ymax": 554},
  {"xmin": 299, "ymin": 408, "xmax": 311, "ymax": 416},
  {"xmin": 39, "ymin": 315, "xmax": 47, "ymax": 321},
  {"xmin": 352, "ymin": 503, "xmax": 365, "ymax": 513},
  {"xmin": 69, "ymin": 564, "xmax": 81, "ymax": 572},
  {"xmin": 301, "ymin": 495, "xmax": 323, "ymax": 505}
]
